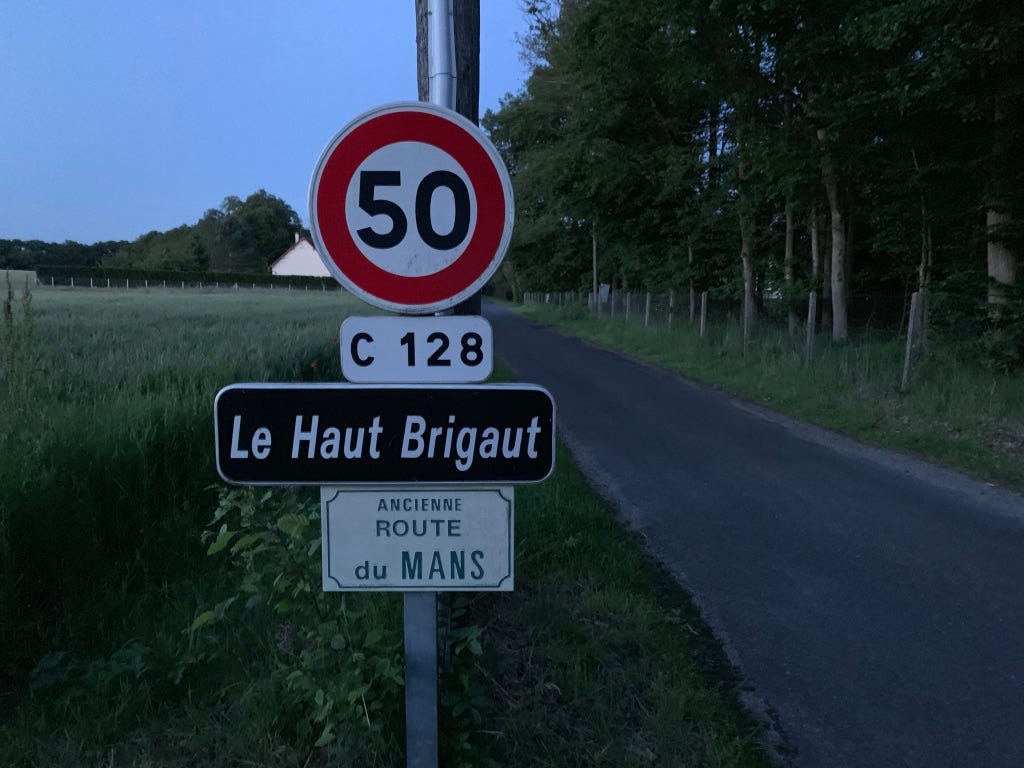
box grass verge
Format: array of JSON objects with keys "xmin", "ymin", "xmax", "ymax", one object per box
[
  {"xmin": 469, "ymin": 440, "xmax": 771, "ymax": 766},
  {"xmin": 517, "ymin": 303, "xmax": 1024, "ymax": 493}
]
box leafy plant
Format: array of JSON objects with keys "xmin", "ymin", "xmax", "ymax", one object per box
[
  {"xmin": 439, "ymin": 594, "xmax": 497, "ymax": 767},
  {"xmin": 192, "ymin": 486, "xmax": 405, "ymax": 761}
]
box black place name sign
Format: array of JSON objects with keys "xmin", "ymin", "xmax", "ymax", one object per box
[{"xmin": 214, "ymin": 384, "xmax": 556, "ymax": 485}]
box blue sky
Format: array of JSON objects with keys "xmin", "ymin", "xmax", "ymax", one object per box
[{"xmin": 0, "ymin": 2, "xmax": 530, "ymax": 243}]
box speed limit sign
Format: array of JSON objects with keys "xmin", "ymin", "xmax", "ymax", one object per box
[{"xmin": 309, "ymin": 102, "xmax": 515, "ymax": 314}]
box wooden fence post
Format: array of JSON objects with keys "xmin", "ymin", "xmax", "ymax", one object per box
[
  {"xmin": 700, "ymin": 292, "xmax": 708, "ymax": 338},
  {"xmin": 901, "ymin": 291, "xmax": 923, "ymax": 390},
  {"xmin": 742, "ymin": 293, "xmax": 752, "ymax": 355},
  {"xmin": 644, "ymin": 292, "xmax": 652, "ymax": 328},
  {"xmin": 805, "ymin": 291, "xmax": 817, "ymax": 364},
  {"xmin": 668, "ymin": 290, "xmax": 675, "ymax": 328}
]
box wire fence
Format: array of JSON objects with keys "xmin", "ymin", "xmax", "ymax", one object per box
[
  {"xmin": 36, "ymin": 275, "xmax": 344, "ymax": 293},
  {"xmin": 522, "ymin": 288, "xmax": 923, "ymax": 336},
  {"xmin": 522, "ymin": 287, "xmax": 940, "ymax": 387}
]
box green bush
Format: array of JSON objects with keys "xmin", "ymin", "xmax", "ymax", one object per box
[
  {"xmin": 980, "ymin": 286, "xmax": 1024, "ymax": 372},
  {"xmin": 191, "ymin": 487, "xmax": 405, "ymax": 760}
]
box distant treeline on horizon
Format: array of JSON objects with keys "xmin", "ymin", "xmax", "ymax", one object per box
[{"xmin": 0, "ymin": 190, "xmax": 305, "ymax": 274}]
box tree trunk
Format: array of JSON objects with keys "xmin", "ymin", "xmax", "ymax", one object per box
[
  {"xmin": 499, "ymin": 260, "xmax": 521, "ymax": 303},
  {"xmin": 707, "ymin": 105, "xmax": 719, "ymax": 187},
  {"xmin": 845, "ymin": 204, "xmax": 855, "ymax": 297},
  {"xmin": 987, "ymin": 99, "xmax": 1019, "ymax": 303},
  {"xmin": 738, "ymin": 158, "xmax": 756, "ymax": 349},
  {"xmin": 740, "ymin": 234, "xmax": 755, "ymax": 350},
  {"xmin": 817, "ymin": 128, "xmax": 847, "ymax": 341},
  {"xmin": 912, "ymin": 148, "xmax": 934, "ymax": 350},
  {"xmin": 822, "ymin": 236, "xmax": 832, "ymax": 331},
  {"xmin": 688, "ymin": 242, "xmax": 695, "ymax": 323},
  {"xmin": 988, "ymin": 210, "xmax": 1017, "ymax": 302},
  {"xmin": 785, "ymin": 199, "xmax": 796, "ymax": 335},
  {"xmin": 810, "ymin": 203, "xmax": 820, "ymax": 287},
  {"xmin": 809, "ymin": 203, "xmax": 821, "ymax": 332}
]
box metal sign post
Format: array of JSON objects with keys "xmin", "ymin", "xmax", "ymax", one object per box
[
  {"xmin": 409, "ymin": 5, "xmax": 453, "ymax": 764},
  {"xmin": 403, "ymin": 591, "xmax": 438, "ymax": 768}
]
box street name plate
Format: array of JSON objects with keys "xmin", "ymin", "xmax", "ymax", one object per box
[
  {"xmin": 214, "ymin": 383, "xmax": 555, "ymax": 485},
  {"xmin": 321, "ymin": 487, "xmax": 513, "ymax": 591}
]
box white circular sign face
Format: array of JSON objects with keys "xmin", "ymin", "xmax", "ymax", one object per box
[
  {"xmin": 309, "ymin": 102, "xmax": 514, "ymax": 314},
  {"xmin": 344, "ymin": 141, "xmax": 478, "ymax": 278}
]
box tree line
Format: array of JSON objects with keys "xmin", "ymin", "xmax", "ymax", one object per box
[
  {"xmin": 483, "ymin": 0, "xmax": 1022, "ymax": 360},
  {"xmin": 1, "ymin": 190, "xmax": 304, "ymax": 275}
]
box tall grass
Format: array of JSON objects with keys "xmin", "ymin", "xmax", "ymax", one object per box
[
  {"xmin": 2, "ymin": 289, "xmax": 774, "ymax": 767},
  {"xmin": 0, "ymin": 289, "xmax": 364, "ymax": 680},
  {"xmin": 522, "ymin": 303, "xmax": 1024, "ymax": 491}
]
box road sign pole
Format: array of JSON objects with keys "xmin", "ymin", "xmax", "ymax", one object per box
[
  {"xmin": 404, "ymin": 591, "xmax": 438, "ymax": 768},
  {"xmin": 402, "ymin": 6, "xmax": 453, "ymax": 765},
  {"xmin": 297, "ymin": 14, "xmax": 527, "ymax": 759}
]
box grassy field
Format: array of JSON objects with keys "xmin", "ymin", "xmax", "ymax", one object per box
[
  {"xmin": 0, "ymin": 286, "xmax": 770, "ymax": 766},
  {"xmin": 518, "ymin": 301, "xmax": 1024, "ymax": 493}
]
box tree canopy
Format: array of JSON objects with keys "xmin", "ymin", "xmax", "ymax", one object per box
[
  {"xmin": 1, "ymin": 190, "xmax": 304, "ymax": 274},
  {"xmin": 104, "ymin": 190, "xmax": 303, "ymax": 273},
  {"xmin": 484, "ymin": 0, "xmax": 1023, "ymax": 352}
]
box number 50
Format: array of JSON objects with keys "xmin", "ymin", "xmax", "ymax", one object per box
[{"xmin": 356, "ymin": 170, "xmax": 471, "ymax": 251}]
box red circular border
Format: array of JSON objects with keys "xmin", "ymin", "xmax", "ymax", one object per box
[{"xmin": 313, "ymin": 109, "xmax": 507, "ymax": 307}]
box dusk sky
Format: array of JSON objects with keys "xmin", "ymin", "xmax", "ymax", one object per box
[{"xmin": 0, "ymin": 2, "xmax": 531, "ymax": 244}]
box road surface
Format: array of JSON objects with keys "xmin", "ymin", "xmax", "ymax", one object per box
[{"xmin": 486, "ymin": 301, "xmax": 1024, "ymax": 768}]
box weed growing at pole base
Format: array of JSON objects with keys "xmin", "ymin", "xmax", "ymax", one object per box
[
  {"xmin": 192, "ymin": 487, "xmax": 405, "ymax": 759},
  {"xmin": 518, "ymin": 303, "xmax": 1024, "ymax": 493}
]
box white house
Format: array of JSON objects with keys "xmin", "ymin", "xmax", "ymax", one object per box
[{"xmin": 270, "ymin": 235, "xmax": 331, "ymax": 277}]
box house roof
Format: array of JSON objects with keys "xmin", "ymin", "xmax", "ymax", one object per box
[{"xmin": 269, "ymin": 237, "xmax": 316, "ymax": 271}]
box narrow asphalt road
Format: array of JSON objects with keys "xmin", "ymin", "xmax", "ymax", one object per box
[{"xmin": 485, "ymin": 301, "xmax": 1024, "ymax": 768}]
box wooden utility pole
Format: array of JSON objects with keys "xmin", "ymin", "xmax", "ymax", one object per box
[{"xmin": 416, "ymin": 0, "xmax": 481, "ymax": 315}]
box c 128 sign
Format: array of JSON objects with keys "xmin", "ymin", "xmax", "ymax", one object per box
[{"xmin": 341, "ymin": 316, "xmax": 493, "ymax": 383}]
